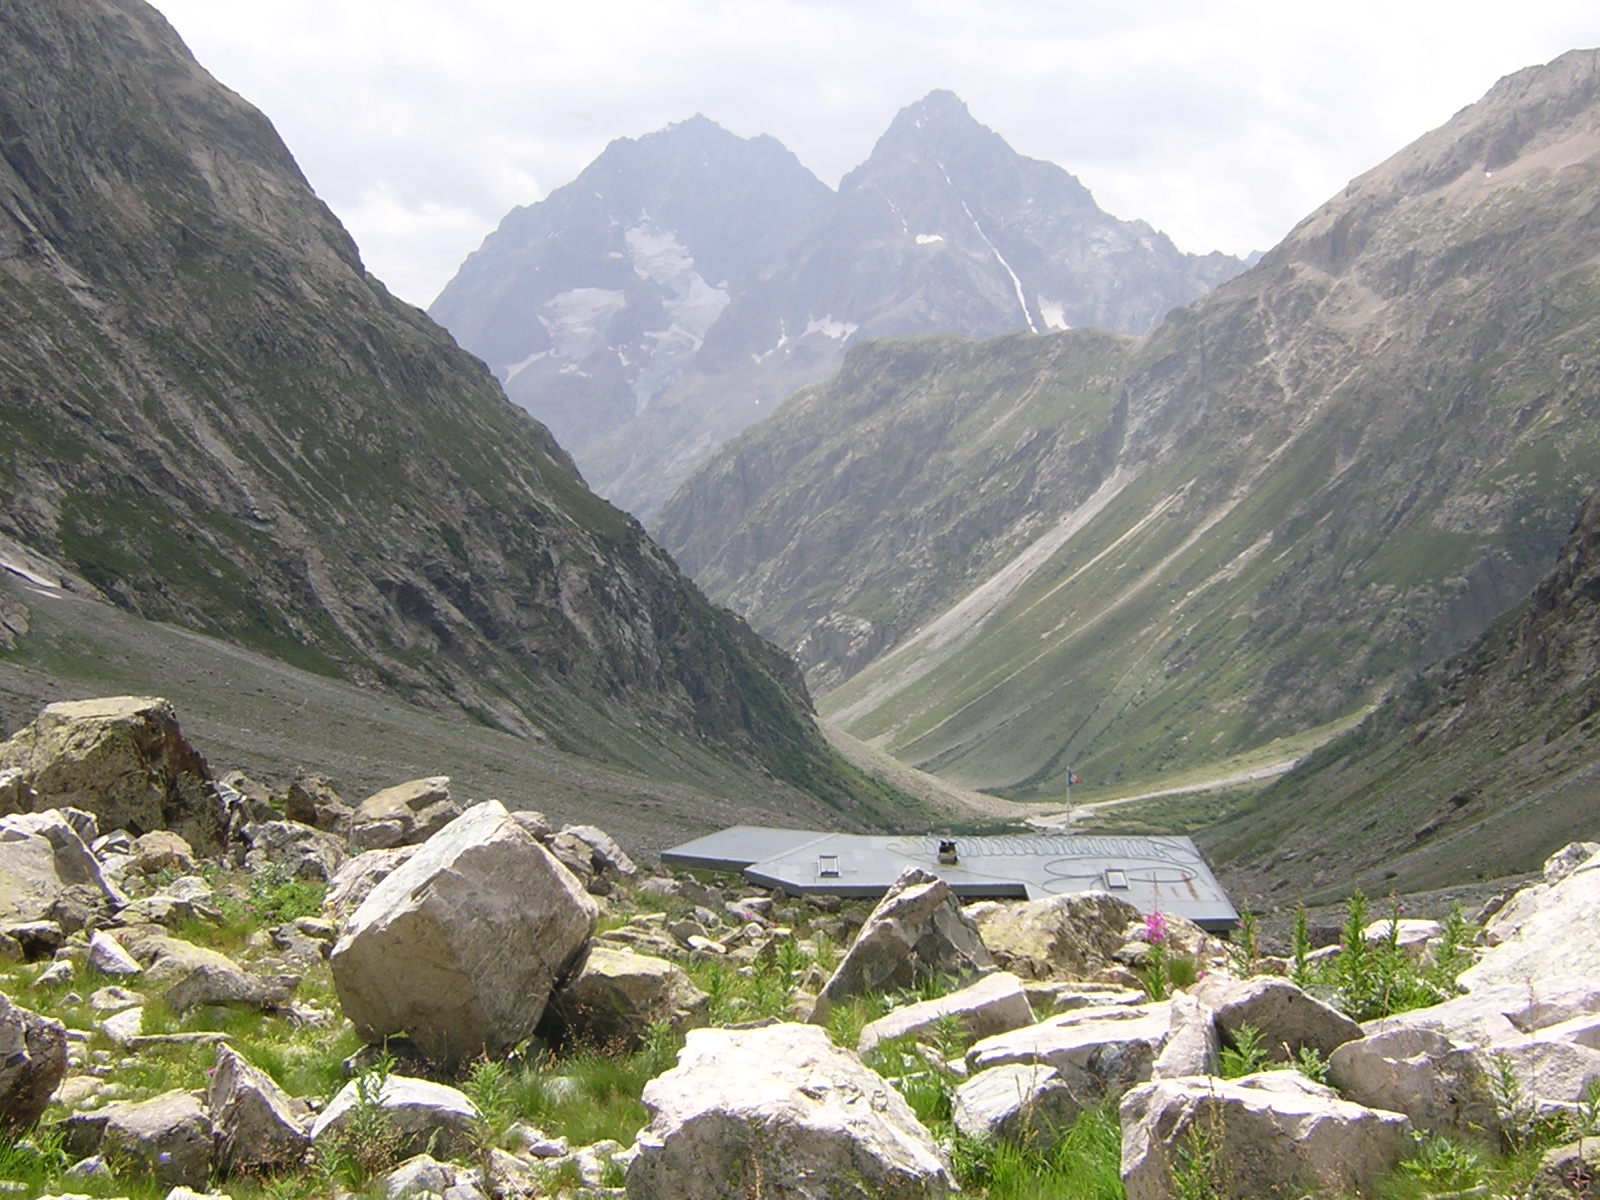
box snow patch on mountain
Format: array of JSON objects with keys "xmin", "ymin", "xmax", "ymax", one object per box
[
  {"xmin": 502, "ymin": 348, "xmax": 549, "ymax": 384},
  {"xmin": 804, "ymin": 315, "xmax": 859, "ymax": 341},
  {"xmin": 540, "ymin": 288, "xmax": 628, "ymax": 359},
  {"xmin": 915, "ymin": 233, "xmax": 946, "ymax": 245},
  {"xmin": 1039, "ymin": 300, "xmax": 1071, "ymax": 332}
]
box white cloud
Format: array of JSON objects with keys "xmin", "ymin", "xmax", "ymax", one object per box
[{"xmin": 148, "ymin": 0, "xmax": 1599, "ymax": 305}]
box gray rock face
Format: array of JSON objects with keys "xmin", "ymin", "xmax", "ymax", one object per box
[
  {"xmin": 628, "ymin": 1023, "xmax": 953, "ymax": 1200},
  {"xmin": 1120, "ymin": 1072, "xmax": 1411, "ymax": 1200},
  {"xmin": 87, "ymin": 930, "xmax": 142, "ymax": 978},
  {"xmin": 858, "ymin": 970, "xmax": 1034, "ymax": 1056},
  {"xmin": 0, "ymin": 991, "xmax": 67, "ymax": 1138},
  {"xmin": 1328, "ymin": 1026, "xmax": 1501, "ymax": 1142},
  {"xmin": 207, "ymin": 1044, "xmax": 310, "ymax": 1176},
  {"xmin": 1190, "ymin": 974, "xmax": 1363, "ymax": 1061},
  {"xmin": 812, "ymin": 868, "xmax": 992, "ymax": 1021},
  {"xmin": 324, "ymin": 845, "xmax": 418, "ymax": 920},
  {"xmin": 542, "ymin": 946, "xmax": 709, "ymax": 1050},
  {"xmin": 0, "ymin": 809, "xmax": 120, "ymax": 930},
  {"xmin": 349, "ymin": 776, "xmax": 462, "ymax": 851},
  {"xmin": 969, "ymin": 892, "xmax": 1147, "ymax": 982},
  {"xmin": 71, "ymin": 1089, "xmax": 214, "ymax": 1189},
  {"xmin": 1463, "ymin": 842, "xmax": 1600, "ymax": 993},
  {"xmin": 0, "ymin": 698, "xmax": 223, "ymax": 851},
  {"xmin": 967, "ymin": 1002, "xmax": 1172, "ymax": 1108},
  {"xmin": 134, "ymin": 934, "xmax": 295, "ymax": 1014},
  {"xmin": 952, "ymin": 1062, "xmax": 1085, "ymax": 1151},
  {"xmin": 1152, "ymin": 991, "xmax": 1220, "ymax": 1080},
  {"xmin": 0, "ymin": 0, "xmax": 877, "ymax": 835},
  {"xmin": 283, "ymin": 770, "xmax": 353, "ymax": 834},
  {"xmin": 331, "ymin": 801, "xmax": 598, "ymax": 1067},
  {"xmin": 309, "ymin": 1074, "xmax": 481, "ymax": 1163}
]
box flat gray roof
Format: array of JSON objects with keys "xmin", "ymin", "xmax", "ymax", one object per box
[{"xmin": 661, "ymin": 827, "xmax": 1239, "ymax": 931}]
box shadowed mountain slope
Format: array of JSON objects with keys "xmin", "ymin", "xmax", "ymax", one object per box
[
  {"xmin": 0, "ymin": 0, "xmax": 901, "ymax": 824},
  {"xmin": 661, "ymin": 49, "xmax": 1600, "ymax": 809},
  {"xmin": 1204, "ymin": 483, "xmax": 1600, "ymax": 906}
]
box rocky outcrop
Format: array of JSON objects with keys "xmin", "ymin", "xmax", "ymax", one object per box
[
  {"xmin": 0, "ymin": 698, "xmax": 224, "ymax": 852},
  {"xmin": 207, "ymin": 1044, "xmax": 310, "ymax": 1176},
  {"xmin": 628, "ymin": 1023, "xmax": 953, "ymax": 1200},
  {"xmin": 309, "ymin": 1074, "xmax": 482, "ymax": 1163},
  {"xmin": 1189, "ymin": 974, "xmax": 1363, "ymax": 1062},
  {"xmin": 857, "ymin": 970, "xmax": 1033, "ymax": 1056},
  {"xmin": 0, "ymin": 992, "xmax": 67, "ymax": 1138},
  {"xmin": 542, "ymin": 946, "xmax": 709, "ymax": 1050},
  {"xmin": 810, "ymin": 868, "xmax": 992, "ymax": 1021},
  {"xmin": 1327, "ymin": 1027, "xmax": 1501, "ymax": 1142},
  {"xmin": 1120, "ymin": 1072, "xmax": 1411, "ymax": 1200},
  {"xmin": 331, "ymin": 801, "xmax": 597, "ymax": 1067},
  {"xmin": 0, "ymin": 808, "xmax": 121, "ymax": 931},
  {"xmin": 66, "ymin": 1089, "xmax": 214, "ymax": 1189},
  {"xmin": 968, "ymin": 891, "xmax": 1149, "ymax": 982},
  {"xmin": 348, "ymin": 776, "xmax": 462, "ymax": 852}
]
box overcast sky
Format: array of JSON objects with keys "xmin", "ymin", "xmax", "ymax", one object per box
[{"xmin": 147, "ymin": 1, "xmax": 1597, "ymax": 309}]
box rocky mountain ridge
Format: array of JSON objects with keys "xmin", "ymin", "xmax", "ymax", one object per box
[
  {"xmin": 0, "ymin": 0, "xmax": 892, "ymax": 820},
  {"xmin": 661, "ymin": 49, "xmax": 1600, "ymax": 810},
  {"xmin": 433, "ymin": 91, "xmax": 1247, "ymax": 520}
]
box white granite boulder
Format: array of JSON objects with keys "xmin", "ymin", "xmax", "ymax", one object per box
[
  {"xmin": 66, "ymin": 1089, "xmax": 214, "ymax": 1189},
  {"xmin": 331, "ymin": 800, "xmax": 597, "ymax": 1067},
  {"xmin": 811, "ymin": 868, "xmax": 992, "ymax": 1021},
  {"xmin": 0, "ymin": 809, "xmax": 121, "ymax": 930},
  {"xmin": 858, "ymin": 970, "xmax": 1034, "ymax": 1056},
  {"xmin": 628, "ymin": 1023, "xmax": 952, "ymax": 1200},
  {"xmin": 1327, "ymin": 1026, "xmax": 1501, "ymax": 1142},
  {"xmin": 348, "ymin": 775, "xmax": 462, "ymax": 851},
  {"xmin": 1120, "ymin": 1071, "xmax": 1411, "ymax": 1200},
  {"xmin": 1461, "ymin": 842, "xmax": 1600, "ymax": 995},
  {"xmin": 309, "ymin": 1074, "xmax": 481, "ymax": 1162},
  {"xmin": 969, "ymin": 891, "xmax": 1146, "ymax": 982},
  {"xmin": 1190, "ymin": 974, "xmax": 1362, "ymax": 1062},
  {"xmin": 952, "ymin": 1063, "xmax": 1086, "ymax": 1151}
]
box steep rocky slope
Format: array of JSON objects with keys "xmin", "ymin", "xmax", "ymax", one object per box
[
  {"xmin": 1205, "ymin": 483, "xmax": 1600, "ymax": 905},
  {"xmin": 662, "ymin": 49, "xmax": 1600, "ymax": 802},
  {"xmin": 428, "ymin": 116, "xmax": 832, "ymax": 456},
  {"xmin": 435, "ymin": 91, "xmax": 1243, "ymax": 521},
  {"xmin": 0, "ymin": 0, "xmax": 895, "ymax": 820}
]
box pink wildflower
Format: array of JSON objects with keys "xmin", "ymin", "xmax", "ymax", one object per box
[{"xmin": 1144, "ymin": 910, "xmax": 1168, "ymax": 945}]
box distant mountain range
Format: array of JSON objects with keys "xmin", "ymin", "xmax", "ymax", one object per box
[
  {"xmin": 431, "ymin": 92, "xmax": 1248, "ymax": 519},
  {"xmin": 655, "ymin": 47, "xmax": 1600, "ymax": 893},
  {"xmin": 0, "ymin": 0, "xmax": 898, "ymax": 830}
]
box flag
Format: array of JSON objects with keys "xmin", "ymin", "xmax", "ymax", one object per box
[{"xmin": 1068, "ymin": 771, "xmax": 1081, "ymax": 786}]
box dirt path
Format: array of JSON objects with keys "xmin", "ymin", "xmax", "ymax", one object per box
[{"xmin": 1027, "ymin": 756, "xmax": 1303, "ymax": 829}]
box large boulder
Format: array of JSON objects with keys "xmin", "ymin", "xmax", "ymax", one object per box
[
  {"xmin": 1120, "ymin": 1072, "xmax": 1411, "ymax": 1200},
  {"xmin": 0, "ymin": 809, "xmax": 121, "ymax": 930},
  {"xmin": 966, "ymin": 1002, "xmax": 1172, "ymax": 1108},
  {"xmin": 858, "ymin": 971, "xmax": 1034, "ymax": 1056},
  {"xmin": 0, "ymin": 992, "xmax": 68, "ymax": 1139},
  {"xmin": 541, "ymin": 946, "xmax": 709, "ymax": 1049},
  {"xmin": 811, "ymin": 868, "xmax": 993, "ymax": 1021},
  {"xmin": 953, "ymin": 1063, "xmax": 1086, "ymax": 1152},
  {"xmin": 1190, "ymin": 974, "xmax": 1363, "ymax": 1062},
  {"xmin": 1461, "ymin": 842, "xmax": 1600, "ymax": 994},
  {"xmin": 1327, "ymin": 1026, "xmax": 1501, "ymax": 1142},
  {"xmin": 132, "ymin": 934, "xmax": 295, "ymax": 1014},
  {"xmin": 628, "ymin": 1023, "xmax": 953, "ymax": 1200},
  {"xmin": 309, "ymin": 1074, "xmax": 481, "ymax": 1162},
  {"xmin": 1364, "ymin": 975, "xmax": 1600, "ymax": 1047},
  {"xmin": 207, "ymin": 1044, "xmax": 310, "ymax": 1176},
  {"xmin": 66, "ymin": 1089, "xmax": 214, "ymax": 1188},
  {"xmin": 968, "ymin": 891, "xmax": 1147, "ymax": 981},
  {"xmin": 0, "ymin": 697, "xmax": 225, "ymax": 851},
  {"xmin": 330, "ymin": 801, "xmax": 597, "ymax": 1068},
  {"xmin": 348, "ymin": 775, "xmax": 462, "ymax": 851},
  {"xmin": 283, "ymin": 769, "xmax": 353, "ymax": 834},
  {"xmin": 324, "ymin": 845, "xmax": 417, "ymax": 919}
]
